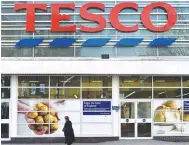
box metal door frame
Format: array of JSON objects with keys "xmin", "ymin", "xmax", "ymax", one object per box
[{"xmin": 119, "ymin": 99, "xmax": 153, "ymax": 139}]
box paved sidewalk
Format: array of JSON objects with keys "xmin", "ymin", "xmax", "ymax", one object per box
[{"xmin": 2, "ymin": 140, "xmax": 189, "ymax": 145}]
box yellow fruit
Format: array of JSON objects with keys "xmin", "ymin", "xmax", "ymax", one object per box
[
  {"xmin": 44, "ymin": 114, "xmax": 54, "ymax": 123},
  {"xmin": 50, "ymin": 108, "xmax": 56, "ymax": 116},
  {"xmin": 36, "ymin": 103, "xmax": 45, "ymax": 110},
  {"xmin": 38, "ymin": 105, "xmax": 48, "ymax": 116},
  {"xmin": 163, "ymin": 100, "xmax": 178, "ymax": 110},
  {"xmin": 35, "ymin": 116, "xmax": 44, "ymax": 123},
  {"xmin": 37, "ymin": 125, "xmax": 48, "ymax": 131},
  {"xmin": 28, "ymin": 124, "xmax": 36, "ymax": 130},
  {"xmin": 50, "ymin": 124, "xmax": 58, "ymax": 130},
  {"xmin": 53, "ymin": 116, "xmax": 58, "ymax": 123},
  {"xmin": 154, "ymin": 112, "xmax": 165, "ymax": 122},
  {"xmin": 27, "ymin": 111, "xmax": 38, "ymax": 119}
]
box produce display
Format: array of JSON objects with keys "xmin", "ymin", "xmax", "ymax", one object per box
[{"xmin": 26, "ymin": 103, "xmax": 59, "ymax": 134}]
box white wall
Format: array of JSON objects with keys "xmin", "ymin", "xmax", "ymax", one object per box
[{"xmin": 2, "ymin": 60, "xmax": 189, "ymax": 75}]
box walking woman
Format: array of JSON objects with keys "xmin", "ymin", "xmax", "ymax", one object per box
[{"xmin": 63, "ymin": 116, "xmax": 75, "ymax": 145}]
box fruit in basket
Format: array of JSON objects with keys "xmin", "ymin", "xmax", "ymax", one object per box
[
  {"xmin": 28, "ymin": 124, "xmax": 36, "ymax": 130},
  {"xmin": 44, "ymin": 114, "xmax": 55, "ymax": 123},
  {"xmin": 38, "ymin": 105, "xmax": 48, "ymax": 116},
  {"xmin": 35, "ymin": 116, "xmax": 44, "ymax": 123},
  {"xmin": 50, "ymin": 124, "xmax": 58, "ymax": 130},
  {"xmin": 26, "ymin": 103, "xmax": 59, "ymax": 135},
  {"xmin": 50, "ymin": 107, "xmax": 56, "ymax": 116},
  {"xmin": 27, "ymin": 111, "xmax": 38, "ymax": 119}
]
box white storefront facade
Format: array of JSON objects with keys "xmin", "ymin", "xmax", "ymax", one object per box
[{"xmin": 1, "ymin": 0, "xmax": 189, "ymax": 143}]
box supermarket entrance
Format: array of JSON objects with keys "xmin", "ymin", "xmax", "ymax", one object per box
[{"xmin": 120, "ymin": 100, "xmax": 152, "ymax": 139}]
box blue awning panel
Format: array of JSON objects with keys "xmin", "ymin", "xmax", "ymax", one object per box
[
  {"xmin": 15, "ymin": 38, "xmax": 44, "ymax": 47},
  {"xmin": 149, "ymin": 38, "xmax": 176, "ymax": 47},
  {"xmin": 116, "ymin": 38, "xmax": 143, "ymax": 47},
  {"xmin": 82, "ymin": 38, "xmax": 111, "ymax": 47},
  {"xmin": 49, "ymin": 38, "xmax": 77, "ymax": 47}
]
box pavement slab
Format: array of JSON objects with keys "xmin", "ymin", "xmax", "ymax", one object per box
[{"xmin": 2, "ymin": 140, "xmax": 189, "ymax": 145}]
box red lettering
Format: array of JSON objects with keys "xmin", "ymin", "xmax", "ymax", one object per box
[
  {"xmin": 14, "ymin": 4, "xmax": 47, "ymax": 32},
  {"xmin": 141, "ymin": 2, "xmax": 177, "ymax": 32},
  {"xmin": 51, "ymin": 4, "xmax": 76, "ymax": 32},
  {"xmin": 110, "ymin": 2, "xmax": 139, "ymax": 32},
  {"xmin": 80, "ymin": 2, "xmax": 106, "ymax": 32}
]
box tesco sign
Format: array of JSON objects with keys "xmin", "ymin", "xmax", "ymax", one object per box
[{"xmin": 14, "ymin": 2, "xmax": 177, "ymax": 33}]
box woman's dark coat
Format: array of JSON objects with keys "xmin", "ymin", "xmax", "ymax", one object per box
[{"xmin": 63, "ymin": 120, "xmax": 75, "ymax": 144}]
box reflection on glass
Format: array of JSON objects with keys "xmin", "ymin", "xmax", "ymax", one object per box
[
  {"xmin": 1, "ymin": 124, "xmax": 9, "ymax": 138},
  {"xmin": 183, "ymin": 88, "xmax": 189, "ymax": 98},
  {"xmin": 82, "ymin": 88, "xmax": 112, "ymax": 99},
  {"xmin": 121, "ymin": 102, "xmax": 135, "ymax": 119},
  {"xmin": 120, "ymin": 76, "xmax": 152, "ymax": 87},
  {"xmin": 120, "ymin": 88, "xmax": 152, "ymax": 99},
  {"xmin": 1, "ymin": 75, "xmax": 10, "ymax": 86},
  {"xmin": 50, "ymin": 88, "xmax": 80, "ymax": 99},
  {"xmin": 1, "ymin": 88, "xmax": 10, "ymax": 99},
  {"xmin": 121, "ymin": 123, "xmax": 135, "ymax": 137},
  {"xmin": 50, "ymin": 76, "xmax": 80, "ymax": 87},
  {"xmin": 153, "ymin": 76, "xmax": 181, "ymax": 87},
  {"xmin": 1, "ymin": 102, "xmax": 9, "ymax": 119},
  {"xmin": 18, "ymin": 88, "xmax": 49, "ymax": 98},
  {"xmin": 137, "ymin": 102, "xmax": 151, "ymax": 118},
  {"xmin": 154, "ymin": 88, "xmax": 181, "ymax": 98},
  {"xmin": 138, "ymin": 123, "xmax": 151, "ymax": 137},
  {"xmin": 183, "ymin": 76, "xmax": 189, "ymax": 87},
  {"xmin": 82, "ymin": 76, "xmax": 112, "ymax": 87},
  {"xmin": 18, "ymin": 76, "xmax": 49, "ymax": 87}
]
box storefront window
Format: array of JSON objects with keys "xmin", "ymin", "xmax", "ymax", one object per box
[
  {"xmin": 153, "ymin": 76, "xmax": 181, "ymax": 87},
  {"xmin": 153, "ymin": 88, "xmax": 181, "ymax": 98},
  {"xmin": 82, "ymin": 76, "xmax": 112, "ymax": 87},
  {"xmin": 120, "ymin": 88, "xmax": 152, "ymax": 99},
  {"xmin": 120, "ymin": 76, "xmax": 152, "ymax": 87},
  {"xmin": 17, "ymin": 75, "xmax": 112, "ymax": 136},
  {"xmin": 1, "ymin": 75, "xmax": 11, "ymax": 139},
  {"xmin": 50, "ymin": 76, "xmax": 80, "ymax": 87}
]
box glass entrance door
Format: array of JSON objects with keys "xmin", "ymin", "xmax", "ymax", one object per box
[{"xmin": 120, "ymin": 100, "xmax": 152, "ymax": 139}]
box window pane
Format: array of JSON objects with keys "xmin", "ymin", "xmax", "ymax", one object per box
[
  {"xmin": 120, "ymin": 88, "xmax": 152, "ymax": 99},
  {"xmin": 183, "ymin": 112, "xmax": 189, "ymax": 122},
  {"xmin": 50, "ymin": 88, "xmax": 80, "ymax": 99},
  {"xmin": 1, "ymin": 102, "xmax": 9, "ymax": 119},
  {"xmin": 82, "ymin": 88, "xmax": 112, "ymax": 99},
  {"xmin": 1, "ymin": 88, "xmax": 10, "ymax": 99},
  {"xmin": 121, "ymin": 123, "xmax": 135, "ymax": 137},
  {"xmin": 153, "ymin": 76, "xmax": 181, "ymax": 87},
  {"xmin": 154, "ymin": 88, "xmax": 181, "ymax": 98},
  {"xmin": 82, "ymin": 76, "xmax": 112, "ymax": 87},
  {"xmin": 50, "ymin": 76, "xmax": 80, "ymax": 87},
  {"xmin": 1, "ymin": 75, "xmax": 10, "ymax": 86},
  {"xmin": 18, "ymin": 76, "xmax": 49, "ymax": 87},
  {"xmin": 183, "ymin": 76, "xmax": 189, "ymax": 87},
  {"xmin": 121, "ymin": 102, "xmax": 135, "ymax": 119},
  {"xmin": 138, "ymin": 123, "xmax": 151, "ymax": 137},
  {"xmin": 183, "ymin": 88, "xmax": 189, "ymax": 98},
  {"xmin": 137, "ymin": 102, "xmax": 151, "ymax": 118},
  {"xmin": 120, "ymin": 76, "xmax": 152, "ymax": 87},
  {"xmin": 1, "ymin": 124, "xmax": 9, "ymax": 138},
  {"xmin": 18, "ymin": 88, "xmax": 49, "ymax": 98}
]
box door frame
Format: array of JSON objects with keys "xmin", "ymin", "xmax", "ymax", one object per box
[
  {"xmin": 1, "ymin": 99, "xmax": 11, "ymax": 141},
  {"xmin": 119, "ymin": 99, "xmax": 153, "ymax": 139}
]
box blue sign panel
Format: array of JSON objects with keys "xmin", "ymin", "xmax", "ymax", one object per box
[
  {"xmin": 184, "ymin": 101, "xmax": 189, "ymax": 110},
  {"xmin": 83, "ymin": 101, "xmax": 111, "ymax": 115}
]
